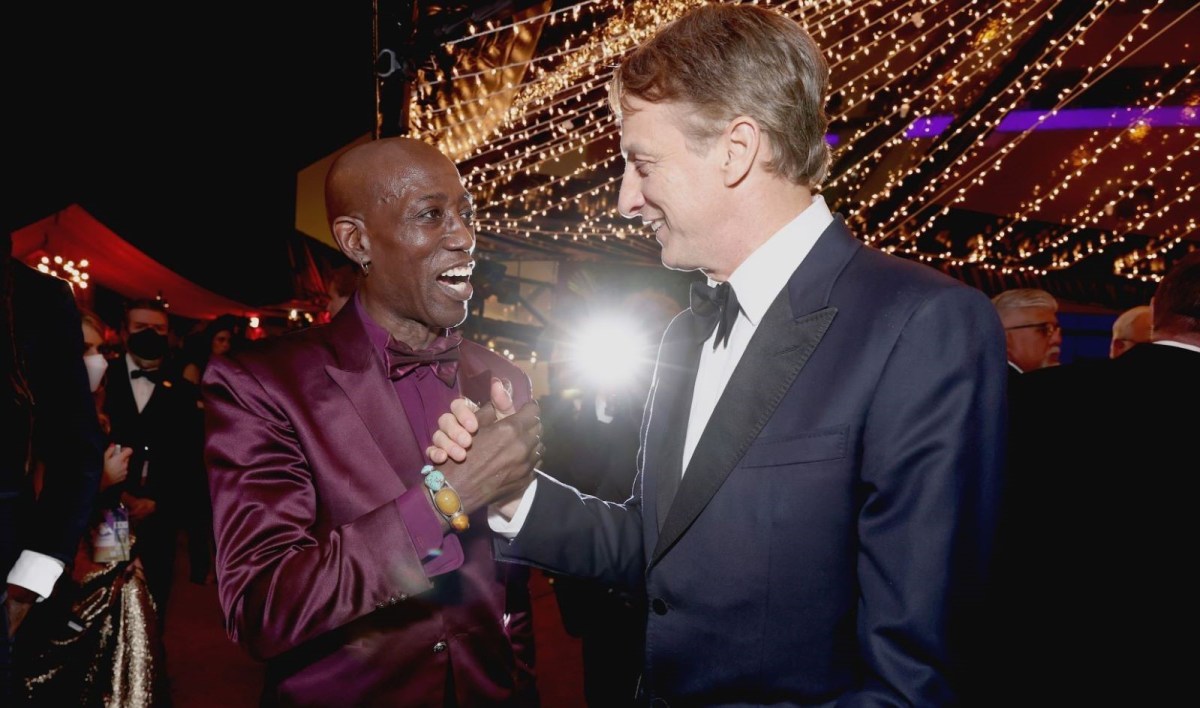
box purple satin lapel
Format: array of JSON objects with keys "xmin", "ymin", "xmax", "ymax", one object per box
[{"xmin": 325, "ymin": 360, "xmax": 424, "ymax": 489}]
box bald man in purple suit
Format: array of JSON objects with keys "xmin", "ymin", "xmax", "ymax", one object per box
[{"xmin": 202, "ymin": 138, "xmax": 544, "ymax": 706}]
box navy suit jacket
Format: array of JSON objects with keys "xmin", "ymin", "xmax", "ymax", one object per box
[{"xmin": 499, "ymin": 218, "xmax": 1008, "ymax": 706}]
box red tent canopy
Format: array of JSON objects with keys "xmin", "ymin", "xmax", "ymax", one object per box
[{"xmin": 12, "ymin": 204, "xmax": 256, "ymax": 320}]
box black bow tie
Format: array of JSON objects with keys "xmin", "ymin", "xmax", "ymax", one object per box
[
  {"xmin": 690, "ymin": 280, "xmax": 741, "ymax": 350},
  {"xmin": 387, "ymin": 332, "xmax": 463, "ymax": 387},
  {"xmin": 130, "ymin": 368, "xmax": 163, "ymax": 384}
]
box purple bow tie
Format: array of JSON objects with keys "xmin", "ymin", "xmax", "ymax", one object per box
[{"xmin": 386, "ymin": 332, "xmax": 462, "ymax": 387}]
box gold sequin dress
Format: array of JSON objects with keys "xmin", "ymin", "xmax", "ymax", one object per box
[{"xmin": 19, "ymin": 532, "xmax": 167, "ymax": 707}]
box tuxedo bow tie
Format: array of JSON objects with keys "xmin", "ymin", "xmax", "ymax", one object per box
[
  {"xmin": 130, "ymin": 368, "xmax": 163, "ymax": 384},
  {"xmin": 387, "ymin": 332, "xmax": 462, "ymax": 387},
  {"xmin": 690, "ymin": 280, "xmax": 741, "ymax": 350}
]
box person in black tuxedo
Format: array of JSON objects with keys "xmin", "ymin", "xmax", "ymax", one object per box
[
  {"xmin": 2, "ymin": 234, "xmax": 105, "ymax": 703},
  {"xmin": 102, "ymin": 297, "xmax": 204, "ymax": 624},
  {"xmin": 430, "ymin": 5, "xmax": 1007, "ymax": 704},
  {"xmin": 991, "ymin": 249, "xmax": 1200, "ymax": 705}
]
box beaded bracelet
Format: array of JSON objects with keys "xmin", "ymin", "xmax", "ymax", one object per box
[{"xmin": 420, "ymin": 465, "xmax": 469, "ymax": 532}]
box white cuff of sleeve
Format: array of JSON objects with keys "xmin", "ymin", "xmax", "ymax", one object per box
[
  {"xmin": 487, "ymin": 478, "xmax": 538, "ymax": 539},
  {"xmin": 6, "ymin": 550, "xmax": 67, "ymax": 600}
]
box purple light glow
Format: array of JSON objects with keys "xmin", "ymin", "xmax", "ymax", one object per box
[{"xmin": 903, "ymin": 106, "xmax": 1198, "ymax": 139}]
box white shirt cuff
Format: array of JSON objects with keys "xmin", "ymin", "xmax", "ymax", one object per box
[
  {"xmin": 487, "ymin": 478, "xmax": 538, "ymax": 539},
  {"xmin": 6, "ymin": 550, "xmax": 67, "ymax": 600}
]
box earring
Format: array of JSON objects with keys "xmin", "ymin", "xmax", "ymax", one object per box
[{"xmin": 359, "ymin": 259, "xmax": 370, "ymax": 276}]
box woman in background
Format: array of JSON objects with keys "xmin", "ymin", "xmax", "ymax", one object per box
[
  {"xmin": 20, "ymin": 310, "xmax": 168, "ymax": 707},
  {"xmin": 180, "ymin": 315, "xmax": 239, "ymax": 387}
]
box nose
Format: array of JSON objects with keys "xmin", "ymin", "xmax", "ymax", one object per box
[
  {"xmin": 617, "ymin": 170, "xmax": 644, "ymax": 219},
  {"xmin": 444, "ymin": 212, "xmax": 476, "ymax": 253}
]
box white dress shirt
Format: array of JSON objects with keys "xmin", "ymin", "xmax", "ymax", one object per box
[
  {"xmin": 127, "ymin": 352, "xmax": 157, "ymax": 413},
  {"xmin": 681, "ymin": 195, "xmax": 832, "ymax": 474},
  {"xmin": 492, "ymin": 196, "xmax": 834, "ymax": 536},
  {"xmin": 1153, "ymin": 339, "xmax": 1200, "ymax": 354}
]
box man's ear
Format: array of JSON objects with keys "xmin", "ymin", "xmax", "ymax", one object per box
[
  {"xmin": 331, "ymin": 216, "xmax": 370, "ymax": 265},
  {"xmin": 722, "ymin": 116, "xmax": 761, "ymax": 188}
]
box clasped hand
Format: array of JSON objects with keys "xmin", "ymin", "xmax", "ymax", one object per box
[{"xmin": 425, "ymin": 377, "xmax": 543, "ymax": 515}]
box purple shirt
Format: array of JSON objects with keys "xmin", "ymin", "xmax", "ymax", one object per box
[{"xmin": 355, "ymin": 295, "xmax": 464, "ymax": 577}]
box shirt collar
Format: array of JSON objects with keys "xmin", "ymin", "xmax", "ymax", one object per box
[
  {"xmin": 722, "ymin": 194, "xmax": 833, "ymax": 327},
  {"xmin": 353, "ymin": 292, "xmax": 391, "ymax": 367},
  {"xmin": 126, "ymin": 352, "xmax": 157, "ymax": 379},
  {"xmin": 352, "ymin": 292, "xmax": 460, "ymax": 366},
  {"xmin": 1153, "ymin": 339, "xmax": 1200, "ymax": 355}
]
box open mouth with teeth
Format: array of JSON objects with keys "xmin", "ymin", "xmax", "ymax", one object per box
[{"xmin": 436, "ymin": 263, "xmax": 475, "ymax": 300}]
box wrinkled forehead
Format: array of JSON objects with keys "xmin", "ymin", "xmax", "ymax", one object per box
[{"xmin": 373, "ymin": 158, "xmax": 472, "ymax": 207}]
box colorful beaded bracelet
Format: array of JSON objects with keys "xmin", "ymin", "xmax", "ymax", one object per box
[{"xmin": 421, "ymin": 465, "xmax": 468, "ymax": 532}]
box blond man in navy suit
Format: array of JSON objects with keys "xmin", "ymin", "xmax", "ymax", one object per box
[{"xmin": 432, "ymin": 5, "xmax": 1007, "ymax": 705}]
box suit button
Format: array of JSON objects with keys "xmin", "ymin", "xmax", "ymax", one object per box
[
  {"xmin": 651, "ymin": 598, "xmax": 668, "ymax": 615},
  {"xmin": 433, "ymin": 641, "xmax": 447, "ymax": 653}
]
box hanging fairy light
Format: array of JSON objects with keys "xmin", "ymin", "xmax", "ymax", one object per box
[
  {"xmin": 394, "ymin": 0, "xmax": 1198, "ymax": 286},
  {"xmin": 36, "ymin": 254, "xmax": 91, "ymax": 290}
]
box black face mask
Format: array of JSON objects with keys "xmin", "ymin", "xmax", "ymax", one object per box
[{"xmin": 127, "ymin": 329, "xmax": 168, "ymax": 361}]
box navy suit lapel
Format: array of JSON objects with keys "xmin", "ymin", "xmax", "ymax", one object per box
[
  {"xmin": 649, "ymin": 216, "xmax": 858, "ymax": 565},
  {"xmin": 647, "ymin": 315, "xmax": 707, "ymax": 532},
  {"xmin": 651, "ymin": 291, "xmax": 835, "ymax": 563}
]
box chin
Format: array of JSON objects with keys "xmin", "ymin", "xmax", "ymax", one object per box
[
  {"xmin": 436, "ymin": 305, "xmax": 470, "ymax": 330},
  {"xmin": 658, "ymin": 248, "xmax": 690, "ymax": 273}
]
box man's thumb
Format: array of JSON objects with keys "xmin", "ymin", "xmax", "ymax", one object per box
[{"xmin": 492, "ymin": 377, "xmax": 517, "ymax": 418}]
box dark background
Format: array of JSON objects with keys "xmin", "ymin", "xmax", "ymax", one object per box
[{"xmin": 7, "ymin": 3, "xmax": 376, "ymax": 306}]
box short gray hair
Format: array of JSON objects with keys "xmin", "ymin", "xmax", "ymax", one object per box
[{"xmin": 991, "ymin": 288, "xmax": 1058, "ymax": 313}]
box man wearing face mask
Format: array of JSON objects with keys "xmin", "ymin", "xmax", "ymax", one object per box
[{"xmin": 102, "ymin": 298, "xmax": 204, "ymax": 626}]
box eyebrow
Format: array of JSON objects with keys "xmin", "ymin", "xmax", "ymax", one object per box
[{"xmin": 413, "ymin": 191, "xmax": 474, "ymax": 207}]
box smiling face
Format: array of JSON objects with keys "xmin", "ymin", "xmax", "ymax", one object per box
[
  {"xmin": 616, "ymin": 97, "xmax": 731, "ymax": 276},
  {"xmin": 329, "ymin": 139, "xmax": 477, "ymax": 347}
]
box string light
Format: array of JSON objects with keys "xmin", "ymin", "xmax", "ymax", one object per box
[
  {"xmin": 36, "ymin": 254, "xmax": 91, "ymax": 289},
  {"xmin": 395, "ymin": 0, "xmax": 1198, "ymax": 286}
]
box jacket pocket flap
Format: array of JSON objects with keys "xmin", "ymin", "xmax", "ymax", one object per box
[{"xmin": 739, "ymin": 427, "xmax": 846, "ymax": 468}]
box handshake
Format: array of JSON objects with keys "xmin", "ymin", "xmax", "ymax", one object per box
[{"xmin": 422, "ymin": 378, "xmax": 544, "ymax": 521}]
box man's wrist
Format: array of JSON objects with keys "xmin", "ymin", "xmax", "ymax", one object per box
[
  {"xmin": 421, "ymin": 465, "xmax": 469, "ymax": 532},
  {"xmin": 6, "ymin": 583, "xmax": 40, "ymax": 604}
]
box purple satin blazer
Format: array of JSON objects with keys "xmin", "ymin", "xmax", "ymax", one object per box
[{"xmin": 202, "ymin": 303, "xmax": 536, "ymax": 707}]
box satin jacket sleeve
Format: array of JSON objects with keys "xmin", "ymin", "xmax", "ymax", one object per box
[{"xmin": 203, "ymin": 353, "xmax": 436, "ymax": 660}]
